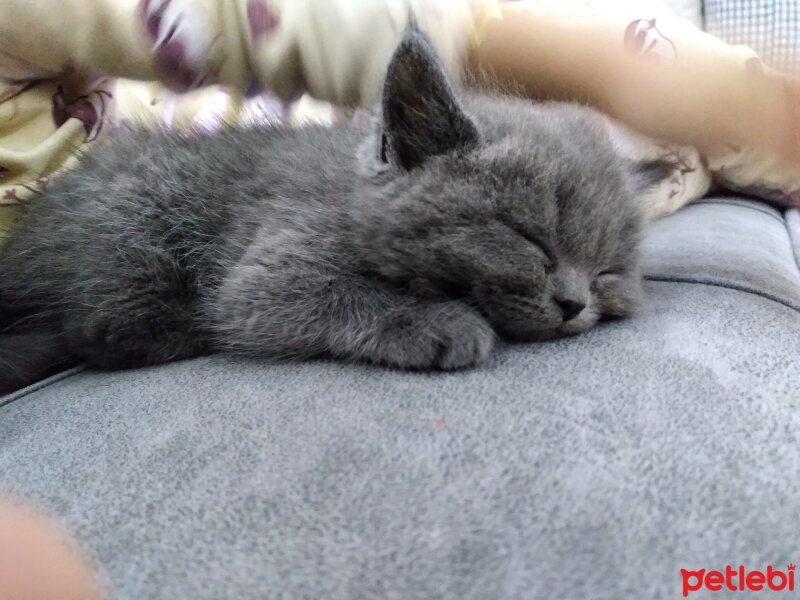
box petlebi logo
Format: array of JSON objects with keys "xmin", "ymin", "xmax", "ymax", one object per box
[{"xmin": 681, "ymin": 564, "xmax": 796, "ymax": 596}]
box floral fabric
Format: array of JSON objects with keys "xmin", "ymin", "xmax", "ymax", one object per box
[
  {"xmin": 0, "ymin": 0, "xmax": 799, "ymax": 237},
  {"xmin": 0, "ymin": 0, "xmax": 475, "ymax": 234}
]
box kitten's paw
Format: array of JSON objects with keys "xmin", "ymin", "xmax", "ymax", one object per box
[
  {"xmin": 430, "ymin": 307, "xmax": 496, "ymax": 370},
  {"xmin": 376, "ymin": 303, "xmax": 495, "ymax": 371}
]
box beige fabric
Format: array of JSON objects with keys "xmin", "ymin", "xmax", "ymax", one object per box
[{"xmin": 474, "ymin": 0, "xmax": 800, "ymax": 216}]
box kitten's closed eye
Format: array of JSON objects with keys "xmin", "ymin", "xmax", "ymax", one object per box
[
  {"xmin": 592, "ymin": 270, "xmax": 642, "ymax": 318},
  {"xmin": 596, "ymin": 270, "xmax": 623, "ymax": 281},
  {"xmin": 500, "ymin": 222, "xmax": 555, "ymax": 271},
  {"xmin": 592, "ymin": 271, "xmax": 624, "ymax": 293}
]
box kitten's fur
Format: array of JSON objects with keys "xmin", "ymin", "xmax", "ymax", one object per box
[{"xmin": 0, "ymin": 30, "xmax": 646, "ymax": 395}]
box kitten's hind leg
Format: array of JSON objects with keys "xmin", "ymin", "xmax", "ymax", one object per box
[
  {"xmin": 61, "ymin": 252, "xmax": 210, "ymax": 370},
  {"xmin": 213, "ymin": 262, "xmax": 496, "ymax": 370}
]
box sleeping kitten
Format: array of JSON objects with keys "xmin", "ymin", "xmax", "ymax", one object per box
[{"xmin": 0, "ymin": 30, "xmax": 646, "ymax": 394}]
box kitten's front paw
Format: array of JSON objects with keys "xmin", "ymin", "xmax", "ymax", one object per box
[{"xmin": 376, "ymin": 303, "xmax": 495, "ymax": 371}]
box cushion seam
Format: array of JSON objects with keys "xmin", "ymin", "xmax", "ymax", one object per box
[
  {"xmin": 785, "ymin": 209, "xmax": 800, "ymax": 277},
  {"xmin": 646, "ymin": 275, "xmax": 800, "ymax": 313},
  {"xmin": 0, "ymin": 366, "xmax": 86, "ymax": 409},
  {"xmin": 693, "ymin": 198, "xmax": 784, "ymax": 224}
]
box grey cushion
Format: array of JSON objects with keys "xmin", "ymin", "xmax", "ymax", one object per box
[
  {"xmin": 643, "ymin": 198, "xmax": 800, "ymax": 310},
  {"xmin": 2, "ymin": 198, "xmax": 799, "ymax": 599}
]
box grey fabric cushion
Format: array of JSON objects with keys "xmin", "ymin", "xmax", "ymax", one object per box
[
  {"xmin": 643, "ymin": 198, "xmax": 800, "ymax": 310},
  {"xmin": 2, "ymin": 198, "xmax": 799, "ymax": 599}
]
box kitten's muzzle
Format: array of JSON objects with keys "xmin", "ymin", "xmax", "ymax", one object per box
[
  {"xmin": 553, "ymin": 265, "xmax": 590, "ymax": 323},
  {"xmin": 556, "ymin": 298, "xmax": 586, "ymax": 322}
]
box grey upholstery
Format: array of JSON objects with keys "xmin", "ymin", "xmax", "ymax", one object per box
[
  {"xmin": 643, "ymin": 199, "xmax": 800, "ymax": 309},
  {"xmin": 2, "ymin": 198, "xmax": 799, "ymax": 599}
]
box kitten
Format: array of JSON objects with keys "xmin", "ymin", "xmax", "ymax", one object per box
[{"xmin": 0, "ymin": 30, "xmax": 646, "ymax": 395}]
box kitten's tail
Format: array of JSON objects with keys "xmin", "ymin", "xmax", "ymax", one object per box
[
  {"xmin": 0, "ymin": 286, "xmax": 77, "ymax": 396},
  {"xmin": 0, "ymin": 331, "xmax": 76, "ymax": 396}
]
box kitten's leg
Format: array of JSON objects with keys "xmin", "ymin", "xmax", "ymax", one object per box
[
  {"xmin": 61, "ymin": 252, "xmax": 210, "ymax": 370},
  {"xmin": 213, "ymin": 263, "xmax": 495, "ymax": 370}
]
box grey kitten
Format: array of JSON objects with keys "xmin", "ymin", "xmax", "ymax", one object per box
[{"xmin": 0, "ymin": 30, "xmax": 647, "ymax": 394}]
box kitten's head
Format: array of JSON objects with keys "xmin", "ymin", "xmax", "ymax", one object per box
[{"xmin": 356, "ymin": 29, "xmax": 647, "ymax": 341}]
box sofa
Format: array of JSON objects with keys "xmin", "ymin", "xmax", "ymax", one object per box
[
  {"xmin": 2, "ymin": 196, "xmax": 800, "ymax": 599},
  {"xmin": 6, "ymin": 0, "xmax": 800, "ymax": 596}
]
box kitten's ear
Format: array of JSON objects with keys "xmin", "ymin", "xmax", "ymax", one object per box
[
  {"xmin": 380, "ymin": 28, "xmax": 479, "ymax": 170},
  {"xmin": 627, "ymin": 158, "xmax": 674, "ymax": 196}
]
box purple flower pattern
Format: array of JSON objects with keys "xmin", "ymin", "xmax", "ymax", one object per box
[
  {"xmin": 139, "ymin": 0, "xmax": 214, "ymax": 92},
  {"xmin": 655, "ymin": 144, "xmax": 698, "ymax": 201},
  {"xmin": 624, "ymin": 19, "xmax": 677, "ymax": 64},
  {"xmin": 247, "ymin": 0, "xmax": 280, "ymax": 40},
  {"xmin": 52, "ymin": 86, "xmax": 113, "ymax": 143}
]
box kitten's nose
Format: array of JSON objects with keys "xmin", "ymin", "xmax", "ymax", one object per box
[
  {"xmin": 553, "ymin": 265, "xmax": 589, "ymax": 322},
  {"xmin": 556, "ymin": 298, "xmax": 586, "ymax": 322}
]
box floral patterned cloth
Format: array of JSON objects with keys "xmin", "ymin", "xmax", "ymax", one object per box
[
  {"xmin": 0, "ymin": 0, "xmax": 475, "ymax": 234},
  {"xmin": 0, "ymin": 0, "xmax": 798, "ymax": 236}
]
